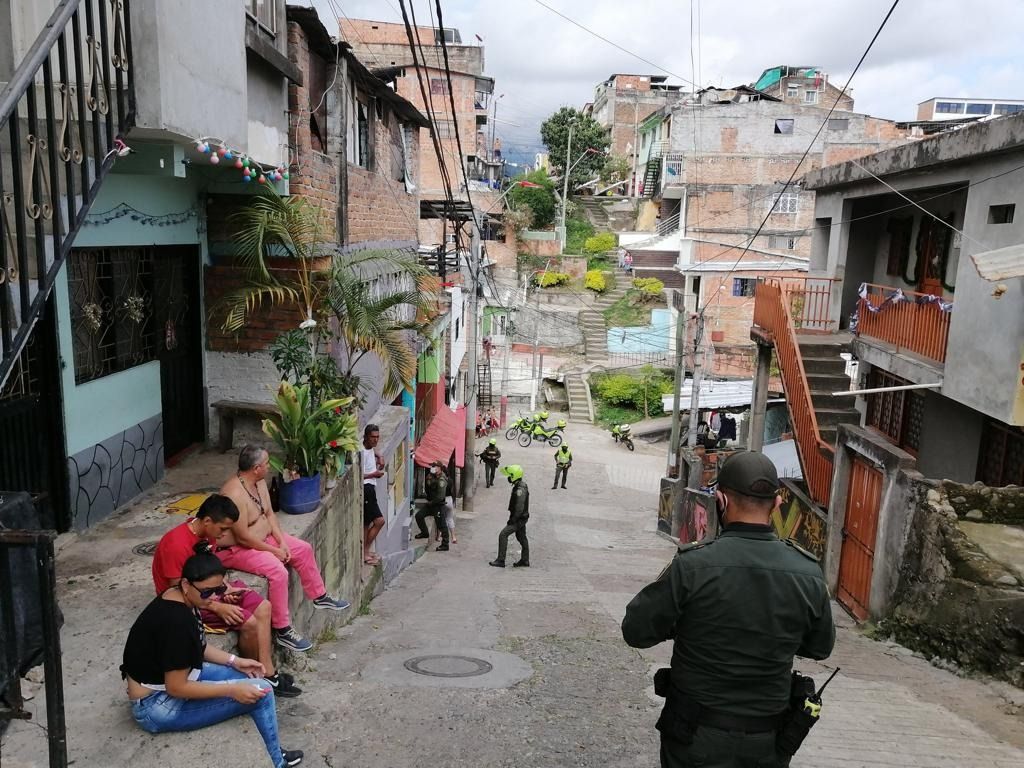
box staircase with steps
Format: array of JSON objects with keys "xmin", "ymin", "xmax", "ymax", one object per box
[
  {"xmin": 565, "ymin": 373, "xmax": 591, "ymax": 423},
  {"xmin": 596, "ymin": 267, "xmax": 630, "ymax": 306},
  {"xmin": 0, "ymin": 0, "xmax": 135, "ymax": 389},
  {"xmin": 576, "ymin": 196, "xmax": 610, "ymax": 229},
  {"xmin": 579, "ymin": 310, "xmax": 608, "ymax": 360},
  {"xmin": 798, "ymin": 336, "xmax": 859, "ymax": 448}
]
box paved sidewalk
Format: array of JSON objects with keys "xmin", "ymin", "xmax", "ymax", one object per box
[{"xmin": 3, "ymin": 418, "xmax": 1022, "ymax": 767}]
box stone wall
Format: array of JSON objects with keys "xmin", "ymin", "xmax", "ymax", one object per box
[{"xmin": 881, "ymin": 478, "xmax": 1024, "ymax": 687}]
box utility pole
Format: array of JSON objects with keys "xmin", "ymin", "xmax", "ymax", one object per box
[
  {"xmin": 667, "ymin": 300, "xmax": 688, "ymax": 478},
  {"xmin": 498, "ymin": 274, "xmax": 525, "ymax": 428},
  {"xmin": 559, "ymin": 120, "xmax": 575, "ymax": 249},
  {"xmin": 529, "ymin": 279, "xmax": 541, "ymax": 411},
  {"xmin": 686, "ymin": 311, "xmax": 706, "ymax": 453},
  {"xmin": 463, "ymin": 218, "xmax": 482, "ymax": 511},
  {"xmin": 632, "ymin": 91, "xmax": 640, "ymax": 198}
]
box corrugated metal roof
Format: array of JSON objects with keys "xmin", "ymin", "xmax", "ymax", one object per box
[
  {"xmin": 971, "ymin": 243, "xmax": 1024, "ymax": 281},
  {"xmin": 661, "ymin": 379, "xmax": 785, "ymax": 412}
]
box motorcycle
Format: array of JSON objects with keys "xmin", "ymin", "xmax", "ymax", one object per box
[
  {"xmin": 610, "ymin": 424, "xmax": 634, "ymax": 452},
  {"xmin": 519, "ymin": 419, "xmax": 566, "ymax": 448},
  {"xmin": 505, "ymin": 415, "xmax": 533, "ymax": 440}
]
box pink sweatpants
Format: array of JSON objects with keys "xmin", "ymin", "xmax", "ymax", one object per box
[{"xmin": 216, "ymin": 533, "xmax": 325, "ymax": 629}]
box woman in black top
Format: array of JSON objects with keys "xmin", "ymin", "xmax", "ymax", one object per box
[{"xmin": 121, "ymin": 544, "xmax": 303, "ymax": 768}]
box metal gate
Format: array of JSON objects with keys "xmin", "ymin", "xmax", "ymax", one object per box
[
  {"xmin": 154, "ymin": 247, "xmax": 204, "ymax": 462},
  {"xmin": 837, "ymin": 457, "xmax": 882, "ymax": 620},
  {"xmin": 0, "ymin": 301, "xmax": 69, "ymax": 531}
]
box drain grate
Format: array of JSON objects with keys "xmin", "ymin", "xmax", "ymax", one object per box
[
  {"xmin": 403, "ymin": 655, "xmax": 494, "ymax": 678},
  {"xmin": 133, "ymin": 541, "xmax": 159, "ymax": 557}
]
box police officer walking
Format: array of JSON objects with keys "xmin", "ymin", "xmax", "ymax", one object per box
[
  {"xmin": 489, "ymin": 465, "xmax": 529, "ymax": 568},
  {"xmin": 414, "ymin": 461, "xmax": 450, "ymax": 551},
  {"xmin": 479, "ymin": 438, "xmax": 501, "ymax": 488},
  {"xmin": 552, "ymin": 444, "xmax": 572, "ymax": 489},
  {"xmin": 621, "ymin": 451, "xmax": 835, "ymax": 768}
]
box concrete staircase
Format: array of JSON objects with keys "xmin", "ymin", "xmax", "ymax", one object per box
[
  {"xmin": 596, "ymin": 268, "xmax": 630, "ymax": 306},
  {"xmin": 565, "ymin": 373, "xmax": 592, "ymax": 423},
  {"xmin": 579, "ymin": 310, "xmax": 608, "ymax": 360},
  {"xmin": 797, "ymin": 336, "xmax": 859, "ymax": 447},
  {"xmin": 577, "ymin": 197, "xmax": 611, "ymax": 229}
]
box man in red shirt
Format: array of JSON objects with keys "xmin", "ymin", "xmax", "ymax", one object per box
[{"xmin": 152, "ymin": 493, "xmax": 301, "ymax": 697}]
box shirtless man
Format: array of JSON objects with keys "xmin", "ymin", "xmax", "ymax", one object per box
[{"xmin": 218, "ymin": 444, "xmax": 351, "ymax": 652}]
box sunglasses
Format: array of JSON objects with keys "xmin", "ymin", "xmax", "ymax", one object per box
[{"xmin": 194, "ymin": 584, "xmax": 228, "ymax": 600}]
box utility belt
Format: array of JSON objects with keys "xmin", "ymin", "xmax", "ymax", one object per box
[{"xmin": 653, "ymin": 668, "xmax": 828, "ymax": 758}]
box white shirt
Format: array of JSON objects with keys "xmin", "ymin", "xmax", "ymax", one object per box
[{"xmin": 361, "ymin": 447, "xmax": 377, "ymax": 485}]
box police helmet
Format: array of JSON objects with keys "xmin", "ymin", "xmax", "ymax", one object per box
[
  {"xmin": 489, "ymin": 438, "xmax": 497, "ymax": 445},
  {"xmin": 540, "ymin": 411, "xmax": 550, "ymax": 420},
  {"xmin": 557, "ymin": 419, "xmax": 567, "ymax": 428},
  {"xmin": 501, "ymin": 464, "xmax": 524, "ymax": 483}
]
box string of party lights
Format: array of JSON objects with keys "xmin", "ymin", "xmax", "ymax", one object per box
[{"xmin": 193, "ymin": 137, "xmax": 289, "ymax": 184}]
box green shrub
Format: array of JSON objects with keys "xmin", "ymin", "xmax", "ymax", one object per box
[
  {"xmin": 584, "ymin": 232, "xmax": 617, "ymax": 254},
  {"xmin": 594, "ymin": 373, "xmax": 642, "ymax": 407},
  {"xmin": 632, "ymin": 277, "xmax": 665, "ymax": 302},
  {"xmin": 537, "ymin": 271, "xmax": 570, "ymax": 288},
  {"xmin": 593, "ymin": 366, "xmax": 675, "ymax": 418},
  {"xmin": 565, "ymin": 216, "xmax": 595, "ymax": 255},
  {"xmin": 584, "ymin": 269, "xmax": 607, "ymax": 293}
]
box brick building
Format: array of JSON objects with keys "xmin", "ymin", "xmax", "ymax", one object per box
[
  {"xmin": 585, "ymin": 74, "xmax": 686, "ymax": 195},
  {"xmin": 340, "ymin": 18, "xmax": 504, "ymax": 248},
  {"xmin": 753, "ymin": 65, "xmax": 855, "ymax": 112},
  {"xmin": 632, "ymin": 93, "xmax": 912, "ymax": 373}
]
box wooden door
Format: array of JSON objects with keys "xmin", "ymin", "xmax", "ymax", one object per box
[
  {"xmin": 916, "ymin": 216, "xmax": 952, "ymax": 296},
  {"xmin": 837, "ymin": 457, "xmax": 882, "ymax": 620}
]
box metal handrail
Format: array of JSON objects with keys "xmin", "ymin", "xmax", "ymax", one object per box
[
  {"xmin": 753, "ymin": 281, "xmax": 835, "ymax": 506},
  {"xmin": 625, "ymin": 212, "xmax": 682, "ymax": 251}
]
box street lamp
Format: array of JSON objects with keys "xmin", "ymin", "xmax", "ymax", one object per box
[{"xmin": 559, "ymin": 145, "xmax": 604, "ymax": 249}]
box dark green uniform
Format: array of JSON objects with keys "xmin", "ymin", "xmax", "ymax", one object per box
[
  {"xmin": 481, "ymin": 445, "xmax": 501, "ymax": 487},
  {"xmin": 415, "ymin": 471, "xmax": 450, "ymax": 548},
  {"xmin": 495, "ymin": 480, "xmax": 529, "ymax": 565},
  {"xmin": 622, "ymin": 524, "xmax": 835, "ymax": 768}
]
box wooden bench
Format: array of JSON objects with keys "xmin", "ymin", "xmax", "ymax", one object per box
[{"xmin": 211, "ymin": 400, "xmax": 277, "ymax": 452}]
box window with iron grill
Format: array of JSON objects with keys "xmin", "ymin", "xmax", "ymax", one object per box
[
  {"xmin": 865, "ymin": 368, "xmax": 924, "ymax": 454},
  {"xmin": 732, "ymin": 278, "xmax": 756, "ymax": 297},
  {"xmin": 976, "ymin": 419, "xmax": 1024, "ymax": 487},
  {"xmin": 772, "ymin": 192, "xmax": 799, "ymax": 214},
  {"xmin": 68, "ymin": 248, "xmax": 156, "ymax": 384}
]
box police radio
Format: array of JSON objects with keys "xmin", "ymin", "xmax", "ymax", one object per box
[{"xmin": 776, "ymin": 667, "xmax": 840, "ymax": 758}]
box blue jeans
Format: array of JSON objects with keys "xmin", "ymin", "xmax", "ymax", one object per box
[{"xmin": 131, "ymin": 663, "xmax": 284, "ymax": 767}]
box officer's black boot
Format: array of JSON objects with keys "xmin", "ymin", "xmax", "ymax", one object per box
[{"xmin": 489, "ymin": 559, "xmax": 505, "ymax": 567}]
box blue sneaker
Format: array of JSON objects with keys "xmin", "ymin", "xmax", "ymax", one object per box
[
  {"xmin": 274, "ymin": 627, "xmax": 313, "ymax": 652},
  {"xmin": 312, "ymin": 594, "xmax": 351, "ymax": 611}
]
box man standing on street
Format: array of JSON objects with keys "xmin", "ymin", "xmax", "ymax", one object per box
[
  {"xmin": 414, "ymin": 461, "xmax": 450, "ymax": 551},
  {"xmin": 489, "ymin": 464, "xmax": 530, "ymax": 568},
  {"xmin": 552, "ymin": 444, "xmax": 572, "ymax": 489},
  {"xmin": 621, "ymin": 451, "xmax": 835, "ymax": 768},
  {"xmin": 219, "ymin": 445, "xmax": 352, "ymax": 653},
  {"xmin": 480, "ymin": 438, "xmax": 501, "ymax": 488}
]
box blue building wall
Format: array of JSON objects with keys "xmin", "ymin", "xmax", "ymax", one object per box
[
  {"xmin": 607, "ymin": 308, "xmax": 672, "ymax": 353},
  {"xmin": 56, "ymin": 171, "xmax": 205, "ymax": 529}
]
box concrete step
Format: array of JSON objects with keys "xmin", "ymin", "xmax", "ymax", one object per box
[
  {"xmin": 802, "ymin": 356, "xmax": 848, "ymax": 376},
  {"xmin": 806, "ymin": 372, "xmax": 852, "ymax": 392},
  {"xmin": 798, "ymin": 340, "xmax": 851, "ymax": 358},
  {"xmin": 814, "ymin": 408, "xmax": 861, "ymax": 428}
]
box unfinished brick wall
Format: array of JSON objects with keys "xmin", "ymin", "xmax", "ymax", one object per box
[
  {"xmin": 347, "ymin": 113, "xmax": 420, "ymax": 244},
  {"xmin": 204, "ymin": 264, "xmax": 310, "ymax": 353}
]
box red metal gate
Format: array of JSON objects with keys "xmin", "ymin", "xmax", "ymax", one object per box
[{"xmin": 837, "ymin": 458, "xmax": 882, "ymax": 620}]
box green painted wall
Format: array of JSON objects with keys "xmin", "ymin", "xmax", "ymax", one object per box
[{"xmin": 56, "ymin": 172, "xmax": 203, "ymax": 455}]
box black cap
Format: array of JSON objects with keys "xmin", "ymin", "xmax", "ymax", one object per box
[{"xmin": 717, "ymin": 451, "xmax": 780, "ymax": 499}]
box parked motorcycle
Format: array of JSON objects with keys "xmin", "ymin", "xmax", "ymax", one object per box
[
  {"xmin": 610, "ymin": 423, "xmax": 634, "ymax": 452},
  {"xmin": 505, "ymin": 415, "xmax": 534, "ymax": 440},
  {"xmin": 519, "ymin": 419, "xmax": 566, "ymax": 448}
]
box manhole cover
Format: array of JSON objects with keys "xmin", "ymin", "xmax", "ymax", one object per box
[
  {"xmin": 133, "ymin": 541, "xmax": 159, "ymax": 557},
  {"xmin": 403, "ymin": 655, "xmax": 494, "ymax": 678}
]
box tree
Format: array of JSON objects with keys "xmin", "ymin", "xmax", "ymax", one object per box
[
  {"xmin": 600, "ymin": 154, "xmax": 631, "ymax": 185},
  {"xmin": 506, "ymin": 170, "xmax": 556, "ymax": 229},
  {"xmin": 540, "ymin": 107, "xmax": 610, "ymax": 191}
]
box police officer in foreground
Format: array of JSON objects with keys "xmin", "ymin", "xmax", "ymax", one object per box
[
  {"xmin": 621, "ymin": 451, "xmax": 835, "ymax": 768},
  {"xmin": 489, "ymin": 465, "xmax": 529, "ymax": 568},
  {"xmin": 414, "ymin": 461, "xmax": 450, "ymax": 551},
  {"xmin": 479, "ymin": 438, "xmax": 501, "ymax": 488}
]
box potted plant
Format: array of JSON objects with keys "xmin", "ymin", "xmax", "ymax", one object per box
[{"xmin": 261, "ymin": 381, "xmax": 359, "ymax": 513}]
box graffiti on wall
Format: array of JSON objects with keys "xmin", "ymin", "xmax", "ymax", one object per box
[
  {"xmin": 678, "ymin": 488, "xmax": 715, "ymax": 544},
  {"xmin": 658, "ymin": 478, "xmax": 674, "ymax": 535},
  {"xmin": 772, "ymin": 478, "xmax": 828, "ymax": 561}
]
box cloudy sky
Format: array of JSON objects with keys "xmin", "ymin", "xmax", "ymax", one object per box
[{"xmin": 306, "ymin": 0, "xmax": 1024, "ymax": 167}]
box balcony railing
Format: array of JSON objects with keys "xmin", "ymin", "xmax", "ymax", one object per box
[
  {"xmin": 856, "ymin": 283, "xmax": 951, "ymax": 365},
  {"xmin": 768, "ymin": 277, "xmax": 839, "ymax": 333}
]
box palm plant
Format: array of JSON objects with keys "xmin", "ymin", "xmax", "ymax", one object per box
[
  {"xmin": 220, "ymin": 189, "xmax": 326, "ymax": 332},
  {"xmin": 325, "ymin": 252, "xmax": 433, "ymax": 400}
]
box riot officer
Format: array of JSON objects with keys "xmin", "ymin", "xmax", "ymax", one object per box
[
  {"xmin": 488, "ymin": 465, "xmax": 529, "ymax": 568},
  {"xmin": 479, "ymin": 438, "xmax": 502, "ymax": 488},
  {"xmin": 414, "ymin": 461, "xmax": 450, "ymax": 551},
  {"xmin": 621, "ymin": 451, "xmax": 835, "ymax": 768},
  {"xmin": 552, "ymin": 444, "xmax": 572, "ymax": 489}
]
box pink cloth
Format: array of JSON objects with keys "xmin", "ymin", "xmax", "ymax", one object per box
[{"xmin": 215, "ymin": 533, "xmax": 325, "ymax": 629}]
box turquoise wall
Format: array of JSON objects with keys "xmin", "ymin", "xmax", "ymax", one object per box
[{"xmin": 56, "ymin": 172, "xmax": 203, "ymax": 455}]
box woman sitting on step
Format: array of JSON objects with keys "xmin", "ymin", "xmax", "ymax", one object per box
[{"xmin": 120, "ymin": 542, "xmax": 304, "ymax": 768}]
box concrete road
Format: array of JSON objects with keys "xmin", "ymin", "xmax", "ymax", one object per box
[{"xmin": 4, "ymin": 418, "xmax": 1023, "ymax": 767}]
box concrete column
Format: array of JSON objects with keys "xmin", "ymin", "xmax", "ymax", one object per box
[{"xmin": 748, "ymin": 342, "xmax": 772, "ymax": 452}]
